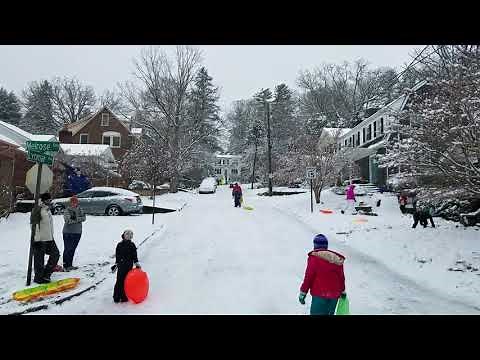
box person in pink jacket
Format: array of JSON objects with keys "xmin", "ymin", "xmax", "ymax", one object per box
[{"xmin": 341, "ymin": 184, "xmax": 356, "ymax": 214}]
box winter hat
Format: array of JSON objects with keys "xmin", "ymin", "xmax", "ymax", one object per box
[
  {"xmin": 313, "ymin": 234, "xmax": 328, "ymax": 250},
  {"xmin": 122, "ymin": 229, "xmax": 134, "ymax": 241}
]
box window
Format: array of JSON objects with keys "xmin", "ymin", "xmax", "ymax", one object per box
[
  {"xmin": 217, "ymin": 159, "xmax": 222, "ymax": 165},
  {"xmin": 77, "ymin": 191, "xmax": 93, "ymax": 198},
  {"xmin": 231, "ymin": 169, "xmax": 238, "ymax": 175},
  {"xmin": 374, "ymin": 121, "xmax": 377, "ymax": 138},
  {"xmin": 102, "ymin": 131, "xmax": 121, "ymax": 148},
  {"xmin": 79, "ymin": 134, "xmax": 89, "ymax": 144},
  {"xmin": 352, "ymin": 134, "xmax": 355, "ymax": 147},
  {"xmin": 92, "ymin": 191, "xmax": 115, "ymax": 198},
  {"xmin": 348, "ymin": 137, "xmax": 352, "ymax": 147},
  {"xmin": 356, "ymin": 131, "xmax": 360, "ymax": 146},
  {"xmin": 363, "ymin": 128, "xmax": 366, "ymax": 143},
  {"xmin": 215, "ymin": 168, "xmax": 221, "ymax": 175},
  {"xmin": 367, "ymin": 124, "xmax": 372, "ymax": 141},
  {"xmin": 345, "ymin": 139, "xmax": 347, "ymax": 146},
  {"xmin": 101, "ymin": 113, "xmax": 109, "ymax": 126},
  {"xmin": 380, "ymin": 118, "xmax": 384, "ymax": 134}
]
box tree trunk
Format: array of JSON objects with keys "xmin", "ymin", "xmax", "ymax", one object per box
[
  {"xmin": 314, "ymin": 186, "xmax": 322, "ymax": 204},
  {"xmin": 251, "ymin": 141, "xmax": 258, "ymax": 190}
]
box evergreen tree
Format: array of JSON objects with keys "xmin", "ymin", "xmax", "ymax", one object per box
[
  {"xmin": 21, "ymin": 80, "xmax": 56, "ymax": 134},
  {"xmin": 0, "ymin": 87, "xmax": 21, "ymax": 126},
  {"xmin": 188, "ymin": 67, "xmax": 222, "ymax": 153}
]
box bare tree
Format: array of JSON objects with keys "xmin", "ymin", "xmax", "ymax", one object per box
[
  {"xmin": 50, "ymin": 77, "xmax": 96, "ymax": 126},
  {"xmin": 121, "ymin": 46, "xmax": 222, "ymax": 193},
  {"xmin": 99, "ymin": 89, "xmax": 131, "ymax": 119}
]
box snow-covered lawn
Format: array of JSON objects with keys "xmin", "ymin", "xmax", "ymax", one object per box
[
  {"xmin": 0, "ymin": 185, "xmax": 479, "ymax": 314},
  {"xmin": 255, "ymin": 187, "xmax": 480, "ymax": 308}
]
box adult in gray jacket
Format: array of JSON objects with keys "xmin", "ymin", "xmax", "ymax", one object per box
[
  {"xmin": 62, "ymin": 195, "xmax": 86, "ymax": 271},
  {"xmin": 30, "ymin": 193, "xmax": 60, "ymax": 284}
]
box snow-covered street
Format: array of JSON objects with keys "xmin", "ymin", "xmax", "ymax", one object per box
[{"xmin": 1, "ymin": 186, "xmax": 479, "ymax": 315}]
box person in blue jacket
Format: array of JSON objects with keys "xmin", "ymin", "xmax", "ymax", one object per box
[{"xmin": 62, "ymin": 162, "xmax": 91, "ymax": 196}]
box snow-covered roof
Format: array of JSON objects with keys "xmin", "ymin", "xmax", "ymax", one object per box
[
  {"xmin": 60, "ymin": 144, "xmax": 115, "ymax": 163},
  {"xmin": 88, "ymin": 187, "xmax": 139, "ymax": 197},
  {"xmin": 0, "ymin": 120, "xmax": 56, "ymax": 145},
  {"xmin": 323, "ymin": 127, "xmax": 351, "ymax": 138},
  {"xmin": 0, "ymin": 133, "xmax": 20, "ymax": 147},
  {"xmin": 64, "ymin": 106, "xmax": 131, "ymax": 136}
]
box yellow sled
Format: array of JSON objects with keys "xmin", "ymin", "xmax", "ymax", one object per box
[
  {"xmin": 240, "ymin": 197, "xmax": 254, "ymax": 210},
  {"xmin": 12, "ymin": 278, "xmax": 80, "ymax": 302}
]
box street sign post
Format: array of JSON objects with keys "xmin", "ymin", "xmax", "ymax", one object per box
[
  {"xmin": 306, "ymin": 167, "xmax": 317, "ymax": 213},
  {"xmin": 24, "ymin": 140, "xmax": 59, "ymax": 285}
]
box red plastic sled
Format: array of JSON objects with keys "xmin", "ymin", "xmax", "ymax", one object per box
[
  {"xmin": 124, "ymin": 268, "xmax": 149, "ymax": 304},
  {"xmin": 320, "ymin": 209, "xmax": 333, "ymax": 214}
]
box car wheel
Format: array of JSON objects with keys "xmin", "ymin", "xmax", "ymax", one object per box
[
  {"xmin": 53, "ymin": 204, "xmax": 65, "ymax": 215},
  {"xmin": 106, "ymin": 205, "xmax": 122, "ymax": 216}
]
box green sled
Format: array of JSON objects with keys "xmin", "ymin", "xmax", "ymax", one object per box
[{"xmin": 335, "ymin": 295, "xmax": 350, "ymax": 315}]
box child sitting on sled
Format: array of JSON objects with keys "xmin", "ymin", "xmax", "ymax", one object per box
[{"xmin": 111, "ymin": 229, "xmax": 141, "ymax": 303}]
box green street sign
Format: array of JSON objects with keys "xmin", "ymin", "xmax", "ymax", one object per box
[
  {"xmin": 26, "ymin": 141, "xmax": 60, "ymax": 153},
  {"xmin": 26, "ymin": 150, "xmax": 54, "ymax": 165}
]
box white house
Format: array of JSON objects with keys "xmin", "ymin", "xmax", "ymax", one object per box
[
  {"xmin": 213, "ymin": 154, "xmax": 243, "ymax": 183},
  {"xmin": 326, "ymin": 80, "xmax": 428, "ymax": 186}
]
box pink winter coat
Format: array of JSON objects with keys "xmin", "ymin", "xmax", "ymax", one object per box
[{"xmin": 346, "ymin": 185, "xmax": 356, "ymax": 201}]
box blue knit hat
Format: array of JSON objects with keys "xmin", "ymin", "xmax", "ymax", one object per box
[{"xmin": 313, "ymin": 234, "xmax": 328, "ymax": 249}]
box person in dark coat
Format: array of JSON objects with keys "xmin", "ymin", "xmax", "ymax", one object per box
[
  {"xmin": 232, "ymin": 183, "xmax": 243, "ymax": 208},
  {"xmin": 299, "ymin": 234, "xmax": 346, "ymax": 315},
  {"xmin": 111, "ymin": 229, "xmax": 141, "ymax": 303},
  {"xmin": 412, "ymin": 205, "xmax": 436, "ymax": 229}
]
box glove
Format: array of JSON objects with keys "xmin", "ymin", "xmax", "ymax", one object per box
[
  {"xmin": 111, "ymin": 264, "xmax": 117, "ymax": 273},
  {"xmin": 341, "ymin": 292, "xmax": 347, "ymax": 299},
  {"xmin": 299, "ymin": 292, "xmax": 307, "ymax": 305}
]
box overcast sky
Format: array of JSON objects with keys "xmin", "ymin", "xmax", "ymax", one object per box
[{"xmin": 0, "ymin": 45, "xmax": 419, "ymax": 113}]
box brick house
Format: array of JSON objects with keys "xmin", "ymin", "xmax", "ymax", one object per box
[
  {"xmin": 58, "ymin": 106, "xmax": 133, "ymax": 161},
  {"xmin": 0, "ymin": 120, "xmax": 58, "ymax": 205}
]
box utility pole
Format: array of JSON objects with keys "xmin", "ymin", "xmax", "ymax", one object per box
[{"xmin": 265, "ymin": 100, "xmax": 273, "ymax": 196}]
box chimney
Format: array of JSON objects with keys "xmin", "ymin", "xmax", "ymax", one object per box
[{"xmin": 59, "ymin": 128, "xmax": 74, "ymax": 144}]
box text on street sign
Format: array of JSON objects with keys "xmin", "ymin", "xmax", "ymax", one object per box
[{"xmin": 26, "ymin": 141, "xmax": 60, "ymax": 153}]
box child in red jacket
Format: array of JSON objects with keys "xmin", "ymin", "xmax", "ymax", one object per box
[{"xmin": 299, "ymin": 234, "xmax": 346, "ymax": 315}]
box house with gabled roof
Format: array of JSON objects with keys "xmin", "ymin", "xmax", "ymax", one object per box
[
  {"xmin": 58, "ymin": 106, "xmax": 133, "ymax": 161},
  {"xmin": 322, "ymin": 80, "xmax": 429, "ymax": 187}
]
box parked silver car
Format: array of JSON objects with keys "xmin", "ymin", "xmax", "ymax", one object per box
[{"xmin": 51, "ymin": 187, "xmax": 143, "ymax": 216}]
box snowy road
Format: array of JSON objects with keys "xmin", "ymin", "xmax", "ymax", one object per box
[{"xmin": 37, "ymin": 186, "xmax": 480, "ymax": 315}]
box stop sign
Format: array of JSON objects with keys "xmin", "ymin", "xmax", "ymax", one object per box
[{"xmin": 25, "ymin": 164, "xmax": 53, "ymax": 195}]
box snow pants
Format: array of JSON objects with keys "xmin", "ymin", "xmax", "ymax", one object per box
[
  {"xmin": 33, "ymin": 240, "xmax": 60, "ymax": 281},
  {"xmin": 113, "ymin": 264, "xmax": 132, "ymax": 302},
  {"xmin": 310, "ymin": 296, "xmax": 339, "ymax": 315},
  {"xmin": 234, "ymin": 194, "xmax": 242, "ymax": 207},
  {"xmin": 343, "ymin": 199, "xmax": 356, "ymax": 214},
  {"xmin": 63, "ymin": 233, "xmax": 81, "ymax": 268}
]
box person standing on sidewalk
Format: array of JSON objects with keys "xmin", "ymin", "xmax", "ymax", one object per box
[
  {"xmin": 30, "ymin": 193, "xmax": 60, "ymax": 284},
  {"xmin": 62, "ymin": 195, "xmax": 86, "ymax": 271}
]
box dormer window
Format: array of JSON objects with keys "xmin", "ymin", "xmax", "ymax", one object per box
[{"xmin": 101, "ymin": 113, "xmax": 109, "ymax": 127}]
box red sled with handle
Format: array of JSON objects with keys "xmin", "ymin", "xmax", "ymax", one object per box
[{"xmin": 124, "ymin": 268, "xmax": 149, "ymax": 304}]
